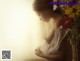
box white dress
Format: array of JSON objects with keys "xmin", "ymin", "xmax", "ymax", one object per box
[{"xmin": 36, "ymin": 26, "xmax": 70, "ymax": 55}]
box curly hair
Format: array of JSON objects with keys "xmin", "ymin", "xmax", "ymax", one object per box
[
  {"xmin": 33, "ymin": 0, "xmax": 65, "ymax": 21},
  {"xmin": 33, "ymin": 0, "xmax": 53, "ymax": 12}
]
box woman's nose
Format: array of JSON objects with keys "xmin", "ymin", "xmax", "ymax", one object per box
[{"xmin": 39, "ymin": 16, "xmax": 43, "ymax": 20}]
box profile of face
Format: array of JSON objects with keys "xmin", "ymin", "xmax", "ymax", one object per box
[
  {"xmin": 37, "ymin": 11, "xmax": 52, "ymax": 22},
  {"xmin": 38, "ymin": 13, "xmax": 50, "ymax": 22}
]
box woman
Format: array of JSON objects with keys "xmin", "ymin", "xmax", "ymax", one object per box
[{"xmin": 33, "ymin": 0, "xmax": 72, "ymax": 61}]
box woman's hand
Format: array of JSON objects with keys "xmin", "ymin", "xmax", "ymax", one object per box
[
  {"xmin": 35, "ymin": 48, "xmax": 63, "ymax": 60},
  {"xmin": 35, "ymin": 48, "xmax": 44, "ymax": 57}
]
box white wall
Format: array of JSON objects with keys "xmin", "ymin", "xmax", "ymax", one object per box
[{"xmin": 0, "ymin": 0, "xmax": 55, "ymax": 61}]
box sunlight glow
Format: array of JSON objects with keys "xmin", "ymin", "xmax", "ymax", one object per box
[{"xmin": 0, "ymin": 0, "xmax": 55, "ymax": 61}]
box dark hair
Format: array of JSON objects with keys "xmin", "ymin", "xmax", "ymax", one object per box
[
  {"xmin": 33, "ymin": 0, "xmax": 53, "ymax": 12},
  {"xmin": 33, "ymin": 0, "xmax": 65, "ymax": 20}
]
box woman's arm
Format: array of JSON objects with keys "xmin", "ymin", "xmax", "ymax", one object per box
[
  {"xmin": 45, "ymin": 27, "xmax": 56, "ymax": 44},
  {"xmin": 35, "ymin": 48, "xmax": 64, "ymax": 61},
  {"xmin": 35, "ymin": 34, "xmax": 71, "ymax": 60},
  {"xmin": 45, "ymin": 16, "xmax": 63, "ymax": 44}
]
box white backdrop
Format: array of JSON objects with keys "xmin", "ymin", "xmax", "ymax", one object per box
[{"xmin": 0, "ymin": 0, "xmax": 55, "ymax": 61}]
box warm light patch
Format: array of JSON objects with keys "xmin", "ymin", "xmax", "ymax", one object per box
[{"xmin": 0, "ymin": 0, "xmax": 55, "ymax": 61}]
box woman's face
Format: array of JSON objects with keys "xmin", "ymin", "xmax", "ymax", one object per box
[
  {"xmin": 37, "ymin": 11, "xmax": 52, "ymax": 22},
  {"xmin": 39, "ymin": 13, "xmax": 50, "ymax": 22}
]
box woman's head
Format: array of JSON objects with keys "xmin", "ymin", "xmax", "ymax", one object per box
[
  {"xmin": 33, "ymin": 0, "xmax": 53, "ymax": 21},
  {"xmin": 33, "ymin": 0, "xmax": 65, "ymax": 25}
]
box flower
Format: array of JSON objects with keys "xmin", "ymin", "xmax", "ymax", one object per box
[
  {"xmin": 64, "ymin": 5, "xmax": 80, "ymax": 18},
  {"xmin": 52, "ymin": 0, "xmax": 80, "ymax": 28},
  {"xmin": 65, "ymin": 8, "xmax": 73, "ymax": 15},
  {"xmin": 53, "ymin": 5, "xmax": 58, "ymax": 11},
  {"xmin": 53, "ymin": 0, "xmax": 58, "ymax": 2},
  {"xmin": 52, "ymin": 0, "xmax": 58, "ymax": 11}
]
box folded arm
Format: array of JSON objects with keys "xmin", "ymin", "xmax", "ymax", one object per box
[
  {"xmin": 35, "ymin": 36, "xmax": 70, "ymax": 61},
  {"xmin": 35, "ymin": 48, "xmax": 64, "ymax": 61}
]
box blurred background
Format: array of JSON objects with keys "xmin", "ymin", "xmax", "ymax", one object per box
[{"xmin": 0, "ymin": 0, "xmax": 55, "ymax": 61}]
